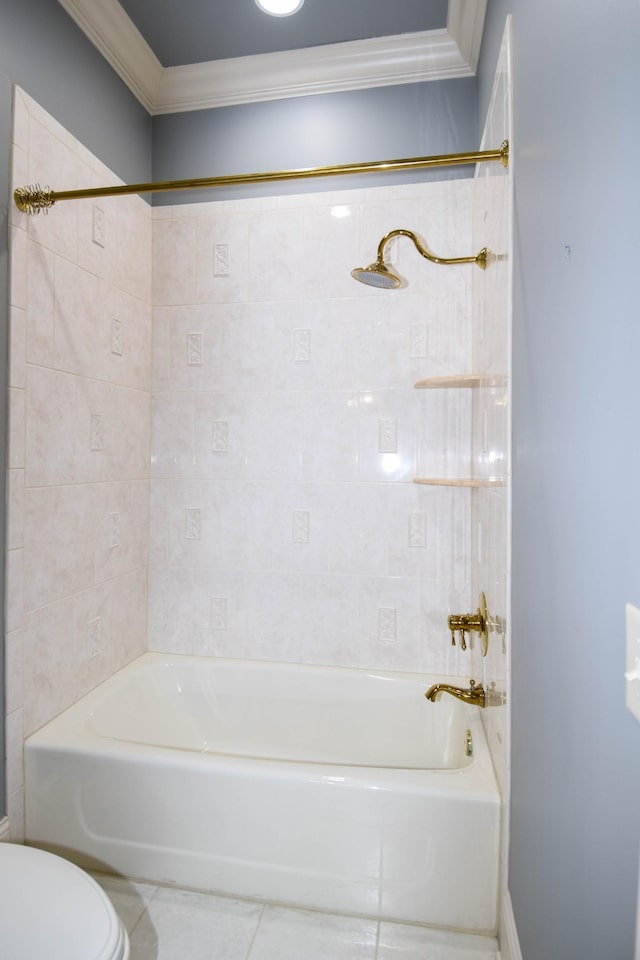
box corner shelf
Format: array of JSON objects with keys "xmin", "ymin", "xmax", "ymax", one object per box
[
  {"xmin": 413, "ymin": 477, "xmax": 505, "ymax": 487},
  {"xmin": 414, "ymin": 374, "xmax": 507, "ymax": 390},
  {"xmin": 414, "ymin": 372, "xmax": 508, "ymax": 487}
]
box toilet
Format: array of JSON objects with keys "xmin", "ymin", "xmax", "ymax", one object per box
[{"xmin": 0, "ymin": 843, "xmax": 129, "ymax": 959}]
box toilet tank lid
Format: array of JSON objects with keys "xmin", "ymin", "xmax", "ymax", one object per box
[{"xmin": 0, "ymin": 844, "xmax": 127, "ymax": 960}]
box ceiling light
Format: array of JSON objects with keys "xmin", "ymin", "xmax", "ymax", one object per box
[{"xmin": 255, "ymin": 0, "xmax": 305, "ymax": 16}]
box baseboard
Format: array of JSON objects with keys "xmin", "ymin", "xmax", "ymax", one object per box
[
  {"xmin": 499, "ymin": 890, "xmax": 523, "ymax": 960},
  {"xmin": 0, "ymin": 817, "xmax": 10, "ymax": 842}
]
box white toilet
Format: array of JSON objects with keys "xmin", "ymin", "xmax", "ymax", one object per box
[{"xmin": 0, "ymin": 843, "xmax": 129, "ymax": 959}]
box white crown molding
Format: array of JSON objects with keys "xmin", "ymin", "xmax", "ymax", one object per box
[
  {"xmin": 155, "ymin": 29, "xmax": 468, "ymax": 114},
  {"xmin": 57, "ymin": 0, "xmax": 163, "ymax": 113},
  {"xmin": 448, "ymin": 0, "xmax": 488, "ymax": 74},
  {"xmin": 57, "ymin": 0, "xmax": 486, "ymax": 115}
]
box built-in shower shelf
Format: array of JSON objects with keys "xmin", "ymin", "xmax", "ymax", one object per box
[
  {"xmin": 413, "ymin": 477, "xmax": 505, "ymax": 487},
  {"xmin": 413, "ymin": 374, "xmax": 507, "ymax": 487},
  {"xmin": 414, "ymin": 374, "xmax": 508, "ymax": 390}
]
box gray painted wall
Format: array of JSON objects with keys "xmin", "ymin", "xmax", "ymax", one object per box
[
  {"xmin": 151, "ymin": 79, "xmax": 477, "ymax": 204},
  {"xmin": 478, "ymin": 2, "xmax": 640, "ymax": 957},
  {"xmin": 0, "ymin": 0, "xmax": 151, "ymax": 186},
  {"xmin": 0, "ymin": 0, "xmax": 152, "ymax": 818}
]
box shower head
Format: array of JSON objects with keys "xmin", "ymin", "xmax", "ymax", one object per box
[
  {"xmin": 350, "ymin": 259, "xmax": 402, "ymax": 289},
  {"xmin": 351, "ymin": 229, "xmax": 488, "ymax": 290}
]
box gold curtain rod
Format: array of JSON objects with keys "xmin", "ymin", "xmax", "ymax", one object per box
[{"xmin": 14, "ymin": 140, "xmax": 509, "ymax": 215}]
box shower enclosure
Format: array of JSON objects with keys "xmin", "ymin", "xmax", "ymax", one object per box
[{"xmin": 6, "ymin": 47, "xmax": 511, "ymax": 932}]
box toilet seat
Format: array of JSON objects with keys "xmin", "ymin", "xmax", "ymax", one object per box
[{"xmin": 0, "ymin": 844, "xmax": 129, "ymax": 960}]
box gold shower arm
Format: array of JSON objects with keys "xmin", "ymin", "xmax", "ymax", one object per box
[
  {"xmin": 14, "ymin": 141, "xmax": 509, "ymax": 215},
  {"xmin": 377, "ymin": 228, "xmax": 487, "ymax": 269}
]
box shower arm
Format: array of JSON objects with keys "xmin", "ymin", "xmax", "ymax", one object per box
[
  {"xmin": 376, "ymin": 229, "xmax": 488, "ymax": 270},
  {"xmin": 14, "ymin": 141, "xmax": 509, "ymax": 215}
]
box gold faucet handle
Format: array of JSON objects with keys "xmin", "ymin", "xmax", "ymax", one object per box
[{"xmin": 447, "ymin": 593, "xmax": 490, "ymax": 657}]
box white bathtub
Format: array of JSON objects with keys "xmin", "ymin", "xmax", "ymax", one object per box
[{"xmin": 25, "ymin": 653, "xmax": 500, "ymax": 932}]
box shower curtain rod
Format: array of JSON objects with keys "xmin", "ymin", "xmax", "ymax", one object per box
[{"xmin": 14, "ymin": 141, "xmax": 509, "ymax": 215}]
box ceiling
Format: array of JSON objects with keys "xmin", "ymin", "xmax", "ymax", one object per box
[
  {"xmin": 57, "ymin": 0, "xmax": 487, "ymax": 114},
  {"xmin": 117, "ymin": 0, "xmax": 450, "ymax": 66}
]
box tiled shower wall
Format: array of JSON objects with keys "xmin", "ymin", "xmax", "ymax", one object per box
[
  {"xmin": 4, "ymin": 88, "xmax": 152, "ymax": 839},
  {"xmin": 471, "ymin": 22, "xmax": 513, "ymax": 917},
  {"xmin": 148, "ymin": 180, "xmax": 479, "ymax": 673}
]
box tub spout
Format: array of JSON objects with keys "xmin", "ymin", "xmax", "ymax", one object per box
[{"xmin": 425, "ymin": 679, "xmax": 485, "ymax": 707}]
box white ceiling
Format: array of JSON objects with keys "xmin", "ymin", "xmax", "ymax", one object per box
[{"xmin": 57, "ymin": 0, "xmax": 487, "ymax": 115}]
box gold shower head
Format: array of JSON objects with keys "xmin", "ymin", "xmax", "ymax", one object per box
[
  {"xmin": 350, "ymin": 259, "xmax": 402, "ymax": 289},
  {"xmin": 351, "ymin": 229, "xmax": 488, "ymax": 289}
]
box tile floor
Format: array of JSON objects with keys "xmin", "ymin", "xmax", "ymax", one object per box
[{"xmin": 95, "ymin": 875, "xmax": 499, "ymax": 960}]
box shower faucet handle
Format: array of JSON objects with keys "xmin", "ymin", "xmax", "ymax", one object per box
[
  {"xmin": 449, "ymin": 626, "xmax": 470, "ymax": 650},
  {"xmin": 447, "ymin": 592, "xmax": 491, "ymax": 657}
]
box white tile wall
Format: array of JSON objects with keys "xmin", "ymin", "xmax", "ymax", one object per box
[
  {"xmin": 5, "ymin": 88, "xmax": 152, "ymax": 840},
  {"xmin": 471, "ymin": 23, "xmax": 513, "ymax": 924},
  {"xmin": 148, "ymin": 178, "xmax": 478, "ymax": 674}
]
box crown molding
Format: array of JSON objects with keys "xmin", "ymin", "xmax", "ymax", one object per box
[
  {"xmin": 154, "ymin": 28, "xmax": 468, "ymax": 114},
  {"xmin": 57, "ymin": 0, "xmax": 163, "ymax": 113},
  {"xmin": 57, "ymin": 0, "xmax": 486, "ymax": 115},
  {"xmin": 448, "ymin": 0, "xmax": 488, "ymax": 74}
]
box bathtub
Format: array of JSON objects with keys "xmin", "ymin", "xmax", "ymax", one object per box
[{"xmin": 25, "ymin": 653, "xmax": 500, "ymax": 932}]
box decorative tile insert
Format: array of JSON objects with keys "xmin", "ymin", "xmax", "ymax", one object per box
[
  {"xmin": 92, "ymin": 206, "xmax": 105, "ymax": 248},
  {"xmin": 185, "ymin": 508, "xmax": 202, "ymax": 540},
  {"xmin": 90, "ymin": 413, "xmax": 104, "ymax": 451},
  {"xmin": 109, "ymin": 511, "xmax": 120, "ymax": 549},
  {"xmin": 482, "ymin": 409, "xmax": 489, "ymax": 452},
  {"xmin": 111, "ymin": 318, "xmax": 123, "ymax": 356},
  {"xmin": 455, "ymin": 515, "xmax": 466, "ymax": 560},
  {"xmin": 214, "ymin": 243, "xmax": 230, "ymax": 276},
  {"xmin": 410, "ymin": 324, "xmax": 428, "ymax": 358},
  {"xmin": 293, "ymin": 329, "xmax": 311, "ymax": 363},
  {"xmin": 212, "ymin": 420, "xmax": 229, "ymax": 452},
  {"xmin": 378, "ymin": 419, "xmax": 398, "ymax": 454},
  {"xmin": 292, "ymin": 510, "xmax": 310, "ymax": 544},
  {"xmin": 476, "ymin": 520, "xmax": 485, "ymax": 566},
  {"xmin": 187, "ymin": 333, "xmax": 203, "ymax": 366},
  {"xmin": 408, "ymin": 512, "xmax": 427, "ymax": 548},
  {"xmin": 87, "ymin": 617, "xmax": 102, "ymax": 659},
  {"xmin": 378, "ymin": 607, "xmax": 397, "ymax": 643},
  {"xmin": 211, "ymin": 597, "xmax": 227, "ymax": 630}
]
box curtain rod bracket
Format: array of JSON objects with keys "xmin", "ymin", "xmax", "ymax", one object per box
[{"xmin": 14, "ymin": 184, "xmax": 55, "ymax": 215}]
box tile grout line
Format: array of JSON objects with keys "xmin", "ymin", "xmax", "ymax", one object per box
[
  {"xmin": 128, "ymin": 883, "xmax": 161, "ymax": 940},
  {"xmin": 241, "ymin": 902, "xmax": 266, "ymax": 960},
  {"xmin": 373, "ymin": 919, "xmax": 381, "ymax": 960}
]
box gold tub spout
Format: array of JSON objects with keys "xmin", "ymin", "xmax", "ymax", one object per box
[{"xmin": 425, "ymin": 679, "xmax": 485, "ymax": 707}]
